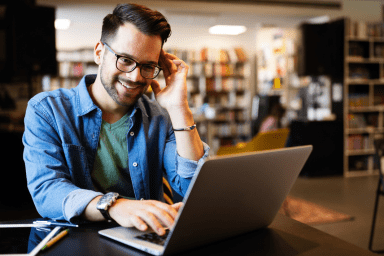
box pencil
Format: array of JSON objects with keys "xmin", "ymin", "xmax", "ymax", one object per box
[{"xmin": 41, "ymin": 229, "xmax": 69, "ymax": 251}]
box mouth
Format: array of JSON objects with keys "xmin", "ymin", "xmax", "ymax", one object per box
[{"xmin": 118, "ymin": 80, "xmax": 140, "ymax": 90}]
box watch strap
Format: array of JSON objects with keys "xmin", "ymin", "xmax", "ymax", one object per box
[{"xmin": 96, "ymin": 192, "xmax": 119, "ymax": 221}]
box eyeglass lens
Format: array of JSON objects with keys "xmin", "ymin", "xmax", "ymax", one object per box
[{"xmin": 116, "ymin": 57, "xmax": 160, "ymax": 79}]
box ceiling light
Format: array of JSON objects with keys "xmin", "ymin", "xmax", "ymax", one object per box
[
  {"xmin": 55, "ymin": 19, "xmax": 71, "ymax": 30},
  {"xmin": 307, "ymin": 16, "xmax": 330, "ymax": 24},
  {"xmin": 209, "ymin": 25, "xmax": 247, "ymax": 35}
]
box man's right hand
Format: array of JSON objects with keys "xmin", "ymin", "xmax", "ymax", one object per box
[
  {"xmin": 83, "ymin": 196, "xmax": 183, "ymax": 235},
  {"xmin": 108, "ymin": 198, "xmax": 183, "ymax": 236}
]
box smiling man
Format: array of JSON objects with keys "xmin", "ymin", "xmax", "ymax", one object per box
[{"xmin": 23, "ymin": 3, "xmax": 209, "ymax": 236}]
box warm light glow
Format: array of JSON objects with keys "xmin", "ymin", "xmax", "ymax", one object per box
[
  {"xmin": 209, "ymin": 25, "xmax": 247, "ymax": 35},
  {"xmin": 307, "ymin": 16, "xmax": 330, "ymax": 24},
  {"xmin": 55, "ymin": 19, "xmax": 71, "ymax": 30}
]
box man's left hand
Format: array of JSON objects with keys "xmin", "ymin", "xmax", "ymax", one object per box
[{"xmin": 150, "ymin": 50, "xmax": 189, "ymax": 111}]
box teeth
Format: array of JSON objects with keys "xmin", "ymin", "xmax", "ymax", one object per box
[{"xmin": 119, "ymin": 81, "xmax": 130, "ymax": 89}]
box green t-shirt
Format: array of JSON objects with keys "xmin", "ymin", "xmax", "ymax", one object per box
[{"xmin": 91, "ymin": 114, "xmax": 135, "ymax": 199}]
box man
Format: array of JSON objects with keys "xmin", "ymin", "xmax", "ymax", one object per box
[{"xmin": 23, "ymin": 3, "xmax": 209, "ymax": 236}]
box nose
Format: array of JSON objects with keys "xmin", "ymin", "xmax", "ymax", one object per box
[{"xmin": 125, "ymin": 66, "xmax": 145, "ymax": 82}]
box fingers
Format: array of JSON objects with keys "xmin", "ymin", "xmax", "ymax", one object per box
[
  {"xmin": 150, "ymin": 79, "xmax": 161, "ymax": 96},
  {"xmin": 129, "ymin": 214, "xmax": 148, "ymax": 232},
  {"xmin": 136, "ymin": 201, "xmax": 176, "ymax": 235},
  {"xmin": 159, "ymin": 50, "xmax": 188, "ymax": 78},
  {"xmin": 171, "ymin": 202, "xmax": 184, "ymax": 212},
  {"xmin": 112, "ymin": 199, "xmax": 180, "ymax": 236},
  {"xmin": 159, "ymin": 50, "xmax": 175, "ymax": 78}
]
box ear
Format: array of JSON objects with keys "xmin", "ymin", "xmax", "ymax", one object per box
[{"xmin": 94, "ymin": 41, "xmax": 104, "ymax": 65}]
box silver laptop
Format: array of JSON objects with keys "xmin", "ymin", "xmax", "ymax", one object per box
[{"xmin": 99, "ymin": 145, "xmax": 313, "ymax": 255}]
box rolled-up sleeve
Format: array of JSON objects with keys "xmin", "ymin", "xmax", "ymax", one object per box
[
  {"xmin": 23, "ymin": 99, "xmax": 100, "ymax": 223},
  {"xmin": 63, "ymin": 189, "xmax": 103, "ymax": 223},
  {"xmin": 163, "ymin": 126, "xmax": 210, "ymax": 196},
  {"xmin": 176, "ymin": 142, "xmax": 210, "ymax": 178}
]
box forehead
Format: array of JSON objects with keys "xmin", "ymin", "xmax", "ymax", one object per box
[{"xmin": 111, "ymin": 23, "xmax": 162, "ymax": 62}]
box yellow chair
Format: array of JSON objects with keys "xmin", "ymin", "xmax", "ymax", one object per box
[
  {"xmin": 163, "ymin": 177, "xmax": 174, "ymax": 205},
  {"xmin": 216, "ymin": 128, "xmax": 290, "ymax": 156}
]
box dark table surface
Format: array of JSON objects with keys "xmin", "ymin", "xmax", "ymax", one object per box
[{"xmin": 0, "ymin": 214, "xmax": 377, "ymax": 256}]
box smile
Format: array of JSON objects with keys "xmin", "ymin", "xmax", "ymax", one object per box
[{"xmin": 118, "ymin": 80, "xmax": 141, "ymax": 89}]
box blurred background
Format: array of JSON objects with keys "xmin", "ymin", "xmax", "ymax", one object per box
[{"xmin": 1, "ymin": 0, "xmax": 384, "ymax": 252}]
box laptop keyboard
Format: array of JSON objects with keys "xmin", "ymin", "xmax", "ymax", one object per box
[{"xmin": 135, "ymin": 229, "xmax": 170, "ymax": 246}]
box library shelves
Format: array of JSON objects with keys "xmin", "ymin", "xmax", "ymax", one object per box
[
  {"xmin": 344, "ymin": 19, "xmax": 384, "ymax": 177},
  {"xmin": 160, "ymin": 48, "xmax": 252, "ymax": 154},
  {"xmin": 43, "ymin": 49, "xmax": 98, "ymax": 91},
  {"xmin": 47, "ymin": 47, "xmax": 252, "ymax": 155}
]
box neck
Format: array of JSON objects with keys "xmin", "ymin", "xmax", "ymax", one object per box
[{"xmin": 87, "ymin": 81, "xmax": 131, "ymax": 124}]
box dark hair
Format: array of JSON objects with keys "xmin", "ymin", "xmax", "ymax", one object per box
[{"xmin": 101, "ymin": 3, "xmax": 171, "ymax": 46}]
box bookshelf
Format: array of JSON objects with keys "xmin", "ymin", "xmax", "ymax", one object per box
[
  {"xmin": 42, "ymin": 49, "xmax": 98, "ymax": 91},
  {"xmin": 344, "ymin": 18, "xmax": 384, "ymax": 177},
  {"xmin": 162, "ymin": 48, "xmax": 252, "ymax": 154},
  {"xmin": 47, "ymin": 47, "xmax": 252, "ymax": 155}
]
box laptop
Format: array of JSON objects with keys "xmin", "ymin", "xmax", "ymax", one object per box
[{"xmin": 99, "ymin": 145, "xmax": 313, "ymax": 255}]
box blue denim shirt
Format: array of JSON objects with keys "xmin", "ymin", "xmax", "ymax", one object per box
[{"xmin": 23, "ymin": 75, "xmax": 210, "ymax": 223}]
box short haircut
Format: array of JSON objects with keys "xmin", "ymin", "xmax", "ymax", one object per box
[{"xmin": 101, "ymin": 3, "xmax": 171, "ymax": 46}]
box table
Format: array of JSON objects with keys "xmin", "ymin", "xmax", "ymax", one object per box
[{"xmin": 0, "ymin": 214, "xmax": 377, "ymax": 255}]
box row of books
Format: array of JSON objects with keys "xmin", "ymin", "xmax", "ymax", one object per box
[
  {"xmin": 348, "ymin": 114, "xmax": 367, "ymax": 129},
  {"xmin": 57, "ymin": 49, "xmax": 94, "ymax": 62},
  {"xmin": 205, "ymin": 77, "xmax": 247, "ymax": 93},
  {"xmin": 59, "ymin": 62, "xmax": 98, "ymax": 78},
  {"xmin": 211, "ymin": 122, "xmax": 251, "ymax": 137},
  {"xmin": 348, "ymin": 113, "xmax": 379, "ymax": 129},
  {"xmin": 215, "ymin": 110, "xmax": 248, "ymax": 122},
  {"xmin": 349, "ymin": 20, "xmax": 384, "ymax": 38},
  {"xmin": 348, "ymin": 94, "xmax": 369, "ymax": 108},
  {"xmin": 349, "ymin": 66, "xmax": 371, "ymax": 80},
  {"xmin": 42, "ymin": 77, "xmax": 82, "ymax": 91},
  {"xmin": 165, "ymin": 47, "xmax": 247, "ymax": 63},
  {"xmin": 347, "ymin": 134, "xmax": 370, "ymax": 150},
  {"xmin": 187, "ymin": 62, "xmax": 247, "ymax": 77}
]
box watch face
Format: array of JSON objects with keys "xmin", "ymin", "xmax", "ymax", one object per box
[{"xmin": 97, "ymin": 193, "xmax": 119, "ymax": 210}]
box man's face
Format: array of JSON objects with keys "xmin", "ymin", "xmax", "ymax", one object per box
[{"xmin": 99, "ymin": 23, "xmax": 162, "ymax": 108}]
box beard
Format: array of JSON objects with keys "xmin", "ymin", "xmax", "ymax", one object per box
[{"xmin": 99, "ymin": 65, "xmax": 149, "ymax": 107}]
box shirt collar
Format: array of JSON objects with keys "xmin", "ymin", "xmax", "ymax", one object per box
[
  {"xmin": 76, "ymin": 74, "xmax": 148, "ymax": 118},
  {"xmin": 76, "ymin": 75, "xmax": 99, "ymax": 116}
]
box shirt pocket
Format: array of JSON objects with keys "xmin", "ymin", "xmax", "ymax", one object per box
[{"xmin": 62, "ymin": 144, "xmax": 93, "ymax": 188}]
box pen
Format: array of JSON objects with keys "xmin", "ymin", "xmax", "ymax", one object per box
[
  {"xmin": 41, "ymin": 229, "xmax": 69, "ymax": 251},
  {"xmin": 29, "ymin": 226, "xmax": 61, "ymax": 256},
  {"xmin": 33, "ymin": 220, "xmax": 79, "ymax": 227}
]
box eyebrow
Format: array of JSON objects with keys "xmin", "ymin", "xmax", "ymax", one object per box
[{"xmin": 114, "ymin": 50, "xmax": 159, "ymax": 66}]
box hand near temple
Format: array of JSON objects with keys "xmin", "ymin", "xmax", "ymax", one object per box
[{"xmin": 150, "ymin": 49, "xmax": 190, "ymax": 112}]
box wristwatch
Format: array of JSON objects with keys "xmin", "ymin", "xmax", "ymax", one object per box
[{"xmin": 96, "ymin": 192, "xmax": 119, "ymax": 221}]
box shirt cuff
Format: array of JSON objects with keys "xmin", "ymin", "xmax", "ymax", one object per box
[
  {"xmin": 62, "ymin": 189, "xmax": 103, "ymax": 224},
  {"xmin": 176, "ymin": 142, "xmax": 210, "ymax": 178}
]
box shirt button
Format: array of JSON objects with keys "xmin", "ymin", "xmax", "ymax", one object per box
[
  {"xmin": 133, "ymin": 162, "xmax": 138, "ymax": 167},
  {"xmin": 130, "ymin": 131, "xmax": 134, "ymax": 136}
]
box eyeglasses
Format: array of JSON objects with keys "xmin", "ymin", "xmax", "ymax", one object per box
[{"xmin": 102, "ymin": 42, "xmax": 162, "ymax": 79}]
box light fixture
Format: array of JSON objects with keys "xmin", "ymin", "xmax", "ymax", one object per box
[
  {"xmin": 55, "ymin": 19, "xmax": 71, "ymax": 30},
  {"xmin": 307, "ymin": 16, "xmax": 330, "ymax": 24},
  {"xmin": 209, "ymin": 25, "xmax": 247, "ymax": 35}
]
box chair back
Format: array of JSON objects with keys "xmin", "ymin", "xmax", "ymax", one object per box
[
  {"xmin": 216, "ymin": 128, "xmax": 290, "ymax": 156},
  {"xmin": 250, "ymin": 128, "xmax": 290, "ymax": 151}
]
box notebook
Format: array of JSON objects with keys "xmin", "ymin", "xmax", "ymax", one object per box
[{"xmin": 99, "ymin": 145, "xmax": 313, "ymax": 255}]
